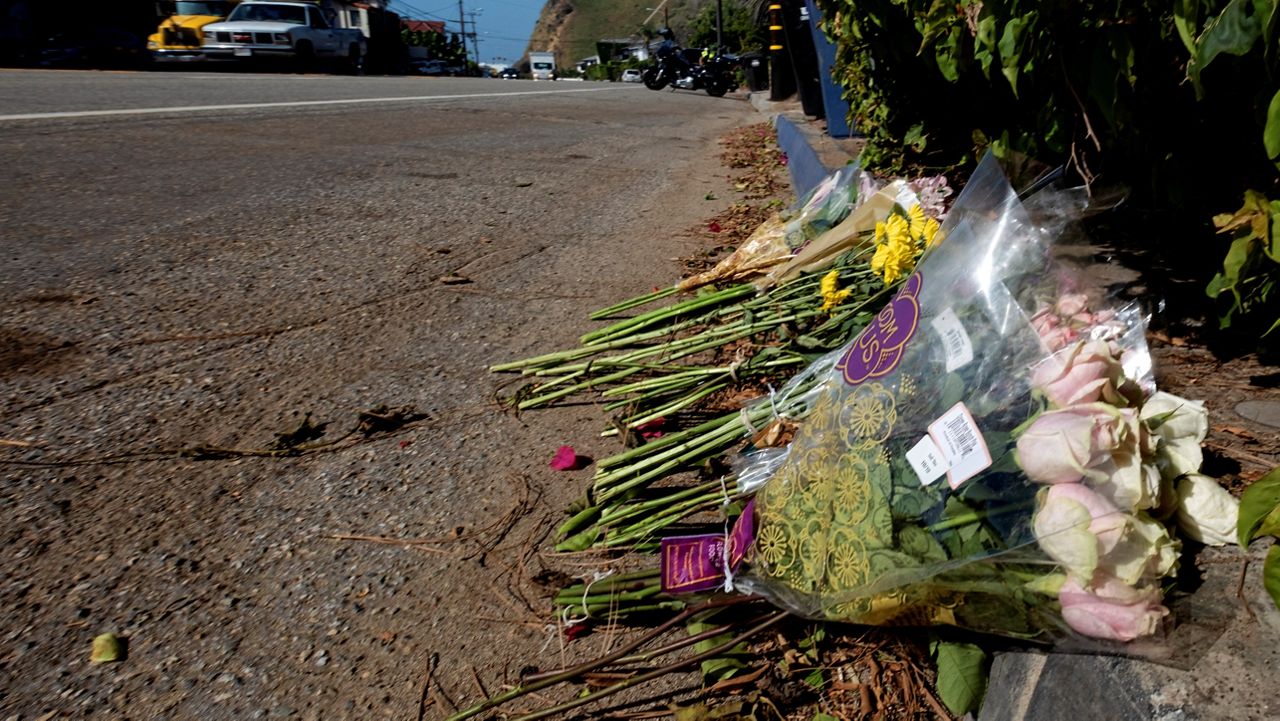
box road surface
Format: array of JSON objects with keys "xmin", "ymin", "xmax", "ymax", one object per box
[{"xmin": 0, "ymin": 69, "xmax": 759, "ymax": 719}]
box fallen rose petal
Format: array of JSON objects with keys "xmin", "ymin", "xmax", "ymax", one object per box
[
  {"xmin": 563, "ymin": 622, "xmax": 590, "ymax": 641},
  {"xmin": 708, "ymin": 221, "xmax": 722, "ymax": 234},
  {"xmin": 634, "ymin": 417, "xmax": 667, "ymax": 440},
  {"xmin": 549, "ymin": 445, "xmax": 580, "ymax": 471}
]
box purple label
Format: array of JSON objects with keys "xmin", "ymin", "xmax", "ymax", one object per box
[
  {"xmin": 660, "ymin": 500, "xmax": 755, "ymax": 593},
  {"xmin": 836, "ymin": 273, "xmax": 923, "ymax": 386}
]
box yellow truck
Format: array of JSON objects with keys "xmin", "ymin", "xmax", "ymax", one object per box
[{"xmin": 148, "ymin": 1, "xmax": 240, "ymax": 61}]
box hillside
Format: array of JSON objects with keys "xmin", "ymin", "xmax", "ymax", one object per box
[{"xmin": 525, "ymin": 0, "xmax": 713, "ymax": 68}]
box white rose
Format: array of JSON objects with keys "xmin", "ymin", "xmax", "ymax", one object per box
[
  {"xmin": 1141, "ymin": 391, "xmax": 1208, "ymax": 443},
  {"xmin": 1175, "ymin": 473, "xmax": 1240, "ymax": 546},
  {"xmin": 1102, "ymin": 513, "xmax": 1180, "ymax": 584}
]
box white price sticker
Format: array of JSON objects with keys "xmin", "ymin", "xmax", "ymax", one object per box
[
  {"xmin": 931, "ymin": 307, "xmax": 974, "ymax": 372},
  {"xmin": 927, "ymin": 402, "xmax": 992, "ymax": 489},
  {"xmin": 906, "ymin": 435, "xmax": 949, "ymax": 486}
]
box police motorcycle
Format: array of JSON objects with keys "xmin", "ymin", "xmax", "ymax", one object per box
[{"xmin": 642, "ymin": 28, "xmax": 739, "ymax": 98}]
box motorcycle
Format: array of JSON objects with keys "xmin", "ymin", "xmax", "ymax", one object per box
[{"xmin": 642, "ymin": 33, "xmax": 739, "ymax": 97}]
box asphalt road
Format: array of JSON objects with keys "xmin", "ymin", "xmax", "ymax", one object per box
[{"xmin": 0, "ymin": 69, "xmax": 759, "ymax": 718}]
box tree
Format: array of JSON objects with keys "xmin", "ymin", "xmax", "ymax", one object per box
[{"xmin": 687, "ymin": 1, "xmax": 763, "ymax": 54}]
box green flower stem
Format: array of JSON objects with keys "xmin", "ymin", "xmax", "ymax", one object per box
[
  {"xmin": 516, "ymin": 369, "xmax": 585, "ymax": 394},
  {"xmin": 599, "ymin": 481, "xmax": 722, "ymax": 524},
  {"xmin": 580, "ymin": 284, "xmax": 756, "ymax": 345},
  {"xmin": 602, "ymin": 492, "xmax": 725, "ymax": 540},
  {"xmin": 596, "ymin": 413, "xmax": 740, "ymax": 471},
  {"xmin": 601, "ymin": 368, "xmax": 732, "ymax": 397},
  {"xmin": 555, "ymin": 504, "xmax": 601, "ymax": 540},
  {"xmin": 441, "ymin": 598, "xmax": 751, "ymax": 721},
  {"xmin": 557, "ymin": 583, "xmax": 665, "ymax": 608},
  {"xmin": 593, "ymin": 406, "xmax": 771, "ymax": 491},
  {"xmin": 516, "ymin": 367, "xmax": 642, "ymax": 409},
  {"xmin": 593, "ymin": 417, "xmax": 753, "ymax": 498},
  {"xmin": 593, "ymin": 419, "xmax": 742, "ymax": 486},
  {"xmin": 490, "ymin": 345, "xmax": 603, "ymax": 373},
  {"xmin": 926, "ymin": 499, "xmax": 1038, "ymax": 533},
  {"xmin": 589, "ymin": 286, "xmax": 680, "ymax": 320},
  {"xmin": 615, "ymin": 382, "xmax": 729, "ymax": 431},
  {"xmin": 605, "ymin": 495, "xmax": 735, "ymax": 547},
  {"xmin": 492, "ymin": 317, "xmax": 703, "ymax": 374},
  {"xmin": 502, "ymin": 611, "xmax": 789, "ymax": 721}
]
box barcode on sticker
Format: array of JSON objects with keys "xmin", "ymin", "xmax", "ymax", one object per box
[
  {"xmin": 931, "ymin": 308, "xmax": 973, "ymax": 372},
  {"xmin": 927, "ymin": 402, "xmax": 992, "ymax": 489},
  {"xmin": 943, "ymin": 413, "xmax": 978, "ymax": 458}
]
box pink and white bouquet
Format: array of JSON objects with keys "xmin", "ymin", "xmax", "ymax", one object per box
[{"xmin": 713, "ymin": 155, "xmax": 1239, "ymax": 645}]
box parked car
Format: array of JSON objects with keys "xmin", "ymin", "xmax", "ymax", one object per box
[
  {"xmin": 499, "ymin": 66, "xmax": 520, "ymax": 79},
  {"xmin": 620, "ymin": 68, "xmax": 643, "ymax": 83},
  {"xmin": 201, "ymin": 1, "xmax": 365, "ymax": 71}
]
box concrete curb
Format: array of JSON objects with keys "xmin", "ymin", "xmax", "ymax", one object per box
[{"xmin": 748, "ymin": 91, "xmax": 863, "ymax": 199}]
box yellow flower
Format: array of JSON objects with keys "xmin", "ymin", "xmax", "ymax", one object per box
[
  {"xmin": 820, "ymin": 269, "xmax": 852, "ymax": 311},
  {"xmin": 870, "ymin": 242, "xmax": 889, "ymax": 273},
  {"xmin": 879, "ymin": 237, "xmax": 917, "ymax": 285},
  {"xmin": 885, "ymin": 213, "xmax": 910, "ymax": 248},
  {"xmin": 907, "ymin": 204, "xmax": 926, "ymax": 239},
  {"xmin": 874, "ymin": 220, "xmax": 887, "ymax": 244},
  {"xmin": 922, "ymin": 217, "xmax": 941, "ymax": 247}
]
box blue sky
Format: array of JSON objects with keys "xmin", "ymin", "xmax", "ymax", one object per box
[{"xmin": 385, "ymin": 0, "xmax": 545, "ymax": 67}]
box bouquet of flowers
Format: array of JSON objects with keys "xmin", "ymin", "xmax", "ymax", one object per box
[
  {"xmin": 677, "ymin": 163, "xmax": 865, "ymax": 292},
  {"xmin": 712, "ymin": 155, "xmax": 1240, "ymax": 644}
]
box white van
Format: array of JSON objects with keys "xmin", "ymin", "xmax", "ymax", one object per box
[{"xmin": 529, "ymin": 51, "xmax": 555, "ymax": 80}]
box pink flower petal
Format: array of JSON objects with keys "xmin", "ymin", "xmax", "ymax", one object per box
[
  {"xmin": 549, "ymin": 445, "xmax": 580, "ymax": 471},
  {"xmin": 634, "ymin": 418, "xmax": 667, "ymax": 440},
  {"xmin": 708, "ymin": 221, "xmax": 722, "ymax": 234}
]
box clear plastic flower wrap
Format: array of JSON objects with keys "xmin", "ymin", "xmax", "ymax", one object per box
[
  {"xmin": 677, "ymin": 163, "xmax": 866, "ymax": 292},
  {"xmin": 731, "ymin": 154, "xmax": 1180, "ymax": 645}
]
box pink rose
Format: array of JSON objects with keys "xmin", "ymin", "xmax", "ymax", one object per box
[
  {"xmin": 1030, "ymin": 307, "xmax": 1058, "ymax": 336},
  {"xmin": 1033, "ymin": 483, "xmax": 1127, "ymax": 580},
  {"xmin": 1039, "ymin": 326, "xmax": 1080, "ymax": 352},
  {"xmin": 1015, "ymin": 403, "xmax": 1129, "ymax": 484},
  {"xmin": 1058, "ymin": 574, "xmax": 1168, "ymax": 641},
  {"xmin": 1030, "ymin": 340, "xmax": 1126, "ymax": 408},
  {"xmin": 1055, "ymin": 293, "xmax": 1090, "ymax": 317}
]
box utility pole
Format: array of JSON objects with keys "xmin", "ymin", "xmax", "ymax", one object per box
[
  {"xmin": 466, "ymin": 9, "xmax": 482, "ymax": 65},
  {"xmin": 457, "ymin": 0, "xmax": 468, "ymax": 67},
  {"xmin": 715, "ymin": 0, "xmax": 723, "ymax": 52}
]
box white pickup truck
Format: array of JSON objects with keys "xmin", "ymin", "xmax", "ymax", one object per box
[{"xmin": 202, "ymin": 1, "xmax": 364, "ymax": 69}]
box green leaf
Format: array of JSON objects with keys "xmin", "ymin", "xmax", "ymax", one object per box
[
  {"xmin": 688, "ymin": 614, "xmax": 746, "ymax": 683},
  {"xmin": 1189, "ymin": 0, "xmax": 1266, "ymax": 93},
  {"xmin": 813, "ymin": 713, "xmax": 840, "ymax": 721},
  {"xmin": 1206, "ymin": 272, "xmax": 1227, "ymax": 299},
  {"xmin": 803, "ymin": 668, "xmax": 826, "ymax": 690},
  {"xmin": 997, "ymin": 15, "xmax": 1030, "ymax": 96},
  {"xmin": 934, "ymin": 27, "xmax": 962, "ymax": 82},
  {"xmin": 1265, "ymin": 544, "xmax": 1280, "ymax": 611},
  {"xmin": 1265, "ymin": 89, "xmax": 1280, "ymax": 162},
  {"xmin": 1237, "ymin": 466, "xmax": 1280, "ymax": 546},
  {"xmin": 904, "ymin": 122, "xmax": 928, "ymax": 151},
  {"xmin": 974, "ymin": 16, "xmax": 998, "ymax": 75},
  {"xmin": 934, "ymin": 640, "xmax": 989, "ymax": 716},
  {"xmin": 1173, "ymin": 0, "xmax": 1206, "ymax": 54}
]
